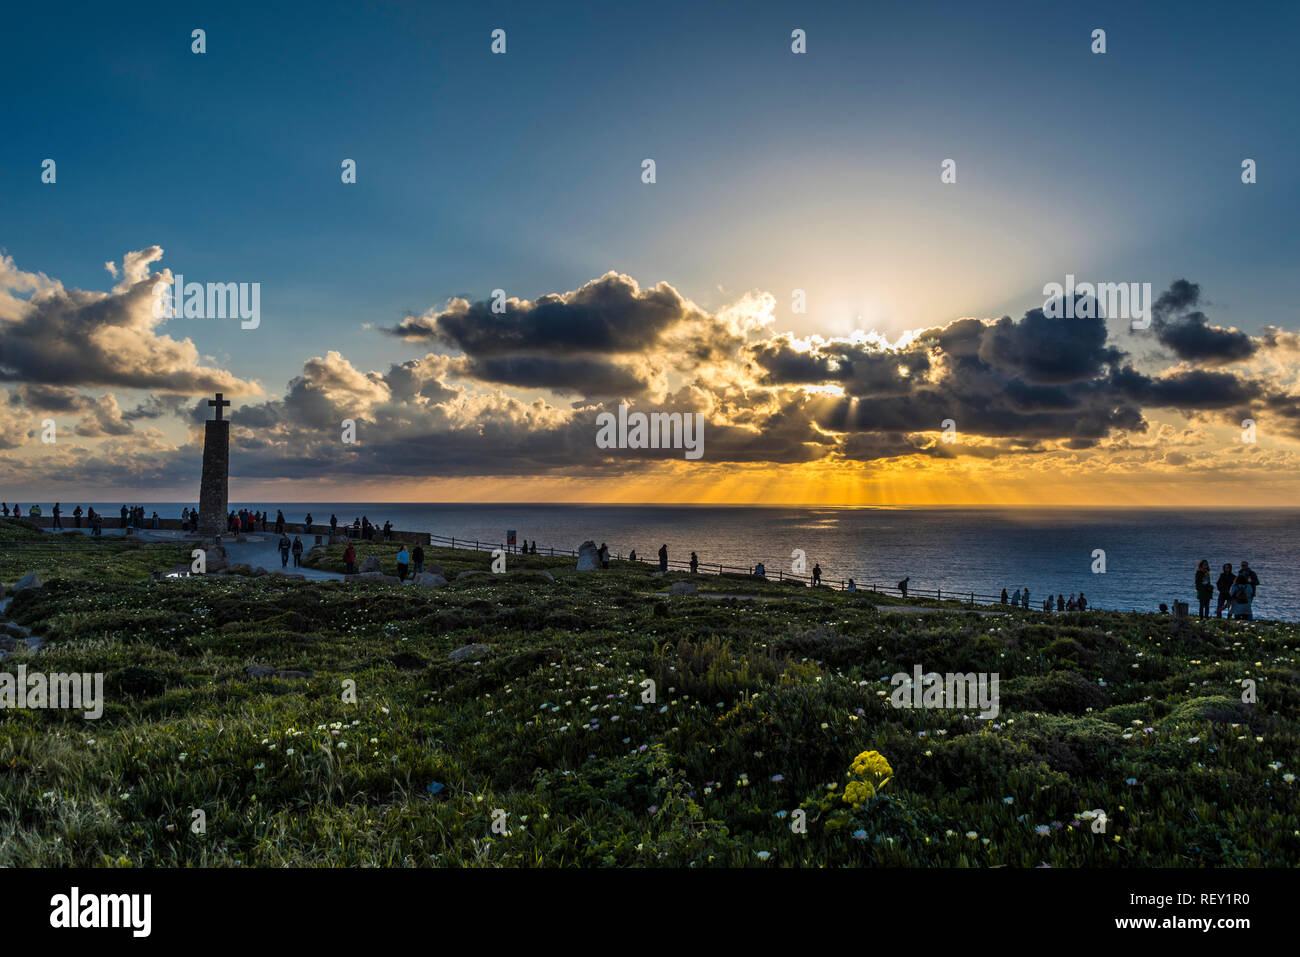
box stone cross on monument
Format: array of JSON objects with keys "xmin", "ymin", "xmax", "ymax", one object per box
[{"xmin": 196, "ymin": 392, "xmax": 231, "ymax": 539}]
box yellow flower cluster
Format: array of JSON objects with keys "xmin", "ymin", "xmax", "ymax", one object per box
[
  {"xmin": 842, "ymin": 750, "xmax": 893, "ymax": 808},
  {"xmin": 843, "ymin": 779, "xmax": 875, "ymax": 806}
]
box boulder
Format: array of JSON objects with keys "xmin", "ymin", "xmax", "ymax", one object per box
[
  {"xmin": 669, "ymin": 581, "xmax": 698, "ymax": 596},
  {"xmin": 227, "ymin": 563, "xmax": 254, "ymax": 576},
  {"xmin": 424, "ymin": 563, "xmax": 446, "ymax": 577},
  {"xmin": 412, "ymin": 572, "xmax": 448, "ymax": 588},
  {"xmin": 576, "ymin": 540, "xmax": 600, "ymax": 571},
  {"xmin": 356, "ymin": 571, "xmax": 401, "ymax": 585},
  {"xmin": 12, "ymin": 573, "xmax": 41, "ymax": 593},
  {"xmin": 206, "ymin": 557, "xmax": 228, "ymax": 573},
  {"xmin": 456, "ymin": 570, "xmax": 486, "ymax": 581},
  {"xmin": 359, "ymin": 555, "xmax": 382, "ymax": 573},
  {"xmin": 448, "ymin": 643, "xmax": 490, "ymax": 661}
]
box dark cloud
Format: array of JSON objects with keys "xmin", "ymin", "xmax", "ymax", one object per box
[
  {"xmin": 455, "ymin": 355, "xmax": 653, "ymax": 399},
  {"xmin": 386, "ymin": 272, "xmax": 704, "ymax": 356},
  {"xmin": 1150, "ymin": 279, "xmax": 1258, "ymax": 365},
  {"xmin": 12, "ymin": 384, "xmax": 91, "ymax": 413},
  {"xmin": 124, "ymin": 393, "xmax": 191, "ymax": 421},
  {"xmin": 0, "ymin": 247, "xmax": 257, "ymax": 395}
]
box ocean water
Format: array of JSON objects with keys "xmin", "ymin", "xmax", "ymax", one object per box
[{"xmin": 57, "ymin": 503, "xmax": 1300, "ymax": 621}]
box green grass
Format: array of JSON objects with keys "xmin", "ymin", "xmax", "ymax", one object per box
[{"xmin": 1, "ymin": 523, "xmax": 1297, "ymax": 867}]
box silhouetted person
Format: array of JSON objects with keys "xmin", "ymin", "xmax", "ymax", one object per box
[
  {"xmin": 1077, "ymin": 592, "xmax": 1087, "ymax": 611},
  {"xmin": 1057, "ymin": 595, "xmax": 1065, "ymax": 611},
  {"xmin": 1215, "ymin": 563, "xmax": 1234, "ymax": 617},
  {"xmin": 413, "ymin": 544, "xmax": 424, "ymax": 574},
  {"xmin": 343, "ymin": 542, "xmax": 357, "ymax": 574},
  {"xmin": 291, "ymin": 535, "xmax": 304, "ymax": 567},
  {"xmin": 658, "ymin": 544, "xmax": 668, "ymax": 573},
  {"xmin": 1240, "ymin": 561, "xmax": 1259, "ymax": 596},
  {"xmin": 1230, "ymin": 573, "xmax": 1253, "ymax": 619},
  {"xmin": 330, "ymin": 514, "xmax": 338, "ymax": 536},
  {"xmin": 1000, "ymin": 588, "xmax": 1008, "ymax": 604},
  {"xmin": 898, "ymin": 576, "xmax": 909, "ymax": 597},
  {"xmin": 599, "ymin": 542, "xmax": 610, "ymax": 569},
  {"xmin": 73, "ymin": 505, "xmax": 83, "ymax": 528},
  {"xmin": 278, "ymin": 534, "xmax": 291, "ymax": 567},
  {"xmin": 812, "ymin": 563, "xmax": 821, "ymax": 586},
  {"xmin": 689, "ymin": 551, "xmax": 698, "ymax": 574},
  {"xmin": 1195, "ymin": 559, "xmax": 1213, "ymax": 619}
]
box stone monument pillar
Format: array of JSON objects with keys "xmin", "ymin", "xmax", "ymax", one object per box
[{"xmin": 197, "ymin": 392, "xmax": 231, "ymax": 539}]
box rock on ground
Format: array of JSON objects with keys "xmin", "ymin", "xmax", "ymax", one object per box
[
  {"xmin": 355, "ymin": 571, "xmax": 401, "ymax": 584},
  {"xmin": 448, "ymin": 643, "xmax": 490, "ymax": 661},
  {"xmin": 13, "ymin": 573, "xmax": 41, "ymax": 592},
  {"xmin": 412, "ymin": 572, "xmax": 448, "ymax": 587},
  {"xmin": 359, "ymin": 555, "xmax": 382, "ymax": 573},
  {"xmin": 576, "ymin": 540, "xmax": 600, "ymax": 571}
]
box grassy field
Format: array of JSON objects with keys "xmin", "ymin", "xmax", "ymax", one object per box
[{"xmin": 1, "ymin": 518, "xmax": 1297, "ymax": 867}]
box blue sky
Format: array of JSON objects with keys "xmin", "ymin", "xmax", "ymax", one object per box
[{"xmin": 3, "ymin": 0, "xmax": 1295, "ymax": 389}]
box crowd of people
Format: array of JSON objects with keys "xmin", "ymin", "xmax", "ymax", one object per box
[{"xmin": 1197, "ymin": 560, "xmax": 1259, "ymax": 620}]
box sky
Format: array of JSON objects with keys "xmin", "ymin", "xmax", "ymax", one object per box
[{"xmin": 0, "ymin": 0, "xmax": 1297, "ymax": 505}]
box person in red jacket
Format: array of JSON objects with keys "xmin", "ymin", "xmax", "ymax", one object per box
[{"xmin": 343, "ymin": 542, "xmax": 357, "ymax": 575}]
